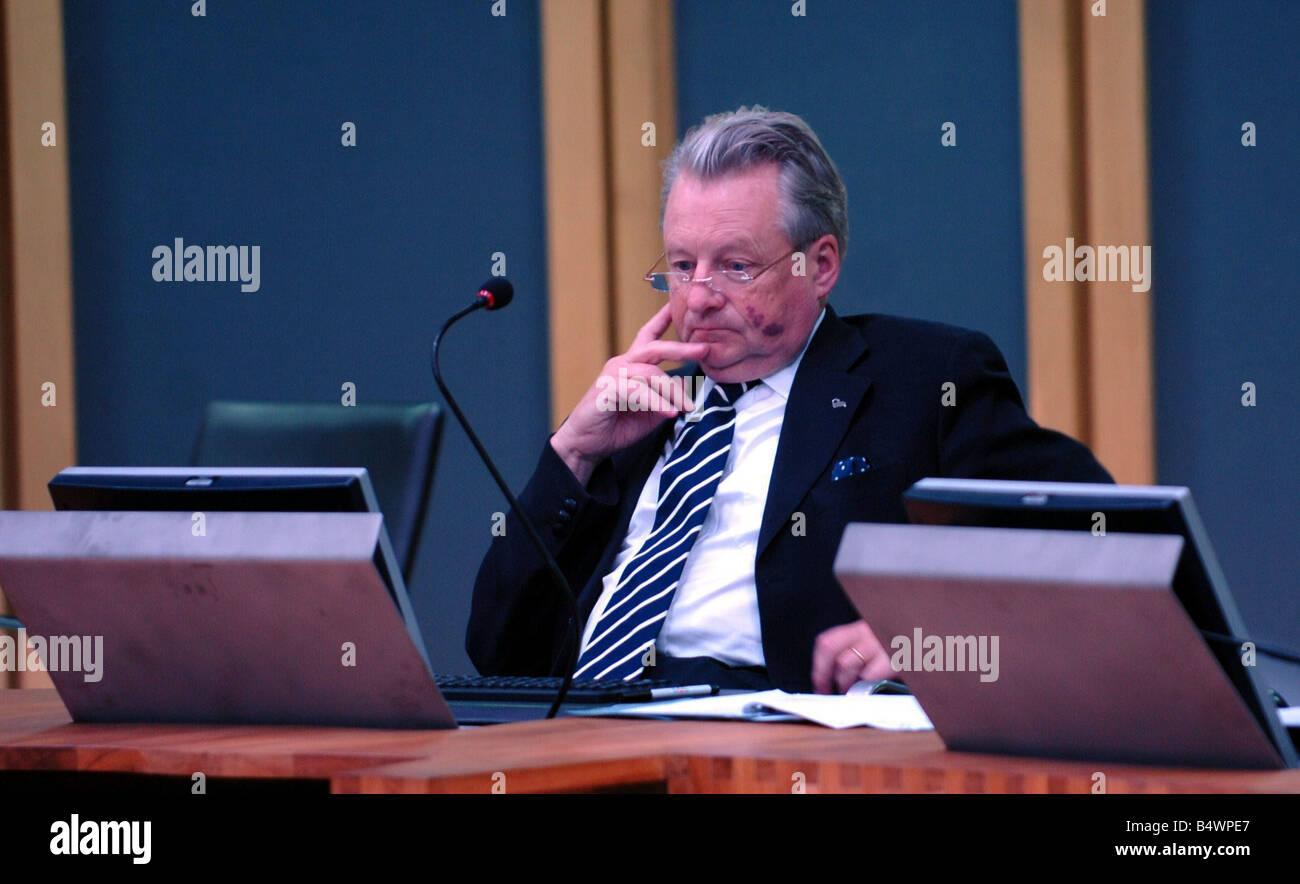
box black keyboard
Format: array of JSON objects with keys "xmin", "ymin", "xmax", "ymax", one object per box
[{"xmin": 434, "ymin": 674, "xmax": 718, "ymax": 705}]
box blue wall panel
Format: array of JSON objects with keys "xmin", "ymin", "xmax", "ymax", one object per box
[
  {"xmin": 675, "ymin": 0, "xmax": 1027, "ymax": 388},
  {"xmin": 1147, "ymin": 0, "xmax": 1300, "ymax": 691},
  {"xmin": 63, "ymin": 0, "xmax": 549, "ymax": 674}
]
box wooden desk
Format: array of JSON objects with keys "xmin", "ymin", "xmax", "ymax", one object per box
[{"xmin": 3, "ymin": 689, "xmax": 1298, "ymax": 794}]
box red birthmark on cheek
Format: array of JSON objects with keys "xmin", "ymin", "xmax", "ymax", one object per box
[{"xmin": 742, "ymin": 303, "xmax": 783, "ymax": 337}]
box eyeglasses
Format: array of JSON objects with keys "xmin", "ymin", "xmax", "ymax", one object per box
[{"xmin": 644, "ymin": 246, "xmax": 804, "ymax": 294}]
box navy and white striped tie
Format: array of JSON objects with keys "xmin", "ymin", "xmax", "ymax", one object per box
[{"xmin": 574, "ymin": 380, "xmax": 752, "ymax": 680}]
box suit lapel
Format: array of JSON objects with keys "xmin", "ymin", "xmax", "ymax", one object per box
[{"xmin": 756, "ymin": 307, "xmax": 872, "ymax": 557}]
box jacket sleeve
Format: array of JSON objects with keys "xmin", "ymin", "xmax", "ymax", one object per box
[
  {"xmin": 466, "ymin": 439, "xmax": 623, "ymax": 676},
  {"xmin": 937, "ymin": 329, "xmax": 1115, "ymax": 483}
]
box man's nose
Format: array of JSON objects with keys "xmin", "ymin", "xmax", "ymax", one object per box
[{"xmin": 684, "ymin": 267, "xmax": 726, "ymax": 311}]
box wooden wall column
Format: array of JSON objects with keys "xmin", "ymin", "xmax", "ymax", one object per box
[
  {"xmin": 541, "ymin": 0, "xmax": 676, "ymax": 429},
  {"xmin": 0, "ymin": 0, "xmax": 77, "ymax": 688},
  {"xmin": 1018, "ymin": 0, "xmax": 1154, "ymax": 483}
]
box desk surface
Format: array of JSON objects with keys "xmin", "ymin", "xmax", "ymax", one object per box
[{"xmin": 3, "ymin": 689, "xmax": 1298, "ymax": 794}]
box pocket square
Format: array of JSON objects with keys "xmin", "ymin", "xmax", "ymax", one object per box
[{"xmin": 831, "ymin": 456, "xmax": 871, "ymax": 482}]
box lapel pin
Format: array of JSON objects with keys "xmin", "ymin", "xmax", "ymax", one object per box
[{"xmin": 831, "ymin": 398, "xmax": 846, "ymax": 409}]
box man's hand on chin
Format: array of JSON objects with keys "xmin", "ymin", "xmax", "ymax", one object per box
[
  {"xmin": 811, "ymin": 619, "xmax": 894, "ymax": 693},
  {"xmin": 551, "ymin": 303, "xmax": 708, "ymax": 485}
]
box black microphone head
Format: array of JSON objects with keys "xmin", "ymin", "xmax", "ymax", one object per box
[{"xmin": 477, "ymin": 277, "xmax": 514, "ymax": 310}]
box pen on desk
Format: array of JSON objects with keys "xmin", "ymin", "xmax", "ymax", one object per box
[{"xmin": 643, "ymin": 684, "xmax": 716, "ymax": 701}]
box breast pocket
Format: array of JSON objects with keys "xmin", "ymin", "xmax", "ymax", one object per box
[{"xmin": 801, "ymin": 458, "xmax": 913, "ymax": 525}]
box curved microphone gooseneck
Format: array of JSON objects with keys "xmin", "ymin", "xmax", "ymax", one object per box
[{"xmin": 431, "ymin": 278, "xmax": 581, "ymax": 719}]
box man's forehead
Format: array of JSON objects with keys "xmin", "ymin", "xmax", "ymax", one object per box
[{"xmin": 663, "ymin": 166, "xmax": 785, "ymax": 248}]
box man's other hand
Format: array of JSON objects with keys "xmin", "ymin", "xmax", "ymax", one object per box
[
  {"xmin": 550, "ymin": 303, "xmax": 709, "ymax": 485},
  {"xmin": 811, "ymin": 619, "xmax": 894, "ymax": 693}
]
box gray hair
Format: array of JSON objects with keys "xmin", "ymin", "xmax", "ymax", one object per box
[{"xmin": 661, "ymin": 106, "xmax": 849, "ymax": 257}]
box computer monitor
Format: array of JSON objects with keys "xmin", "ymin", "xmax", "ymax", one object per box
[
  {"xmin": 903, "ymin": 478, "xmax": 1295, "ymax": 766},
  {"xmin": 47, "ymin": 466, "xmax": 431, "ymax": 669},
  {"xmin": 51, "ymin": 465, "xmax": 377, "ymax": 515}
]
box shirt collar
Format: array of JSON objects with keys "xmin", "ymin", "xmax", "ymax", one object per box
[{"xmin": 695, "ymin": 307, "xmax": 826, "ymax": 404}]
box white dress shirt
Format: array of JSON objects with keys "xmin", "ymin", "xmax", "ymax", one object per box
[{"xmin": 579, "ymin": 309, "xmax": 826, "ymax": 668}]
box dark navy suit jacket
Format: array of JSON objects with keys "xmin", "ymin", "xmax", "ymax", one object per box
[{"xmin": 467, "ymin": 307, "xmax": 1113, "ymax": 691}]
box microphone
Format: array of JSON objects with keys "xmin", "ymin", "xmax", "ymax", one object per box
[
  {"xmin": 475, "ymin": 277, "xmax": 513, "ymax": 311},
  {"xmin": 431, "ymin": 278, "xmax": 581, "ymax": 719}
]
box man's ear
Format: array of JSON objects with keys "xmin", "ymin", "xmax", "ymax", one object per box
[{"xmin": 808, "ymin": 234, "xmax": 840, "ymax": 297}]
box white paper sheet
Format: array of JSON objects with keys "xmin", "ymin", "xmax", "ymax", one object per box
[
  {"xmin": 576, "ymin": 688, "xmax": 934, "ymax": 730},
  {"xmin": 757, "ymin": 692, "xmax": 933, "ymax": 730}
]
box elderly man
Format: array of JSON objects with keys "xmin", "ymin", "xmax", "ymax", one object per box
[{"xmin": 468, "ymin": 107, "xmax": 1111, "ymax": 693}]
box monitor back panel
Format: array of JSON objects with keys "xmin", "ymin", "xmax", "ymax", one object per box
[
  {"xmin": 0, "ymin": 510, "xmax": 453, "ymax": 729},
  {"xmin": 834, "ymin": 523, "xmax": 1284, "ymax": 769}
]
